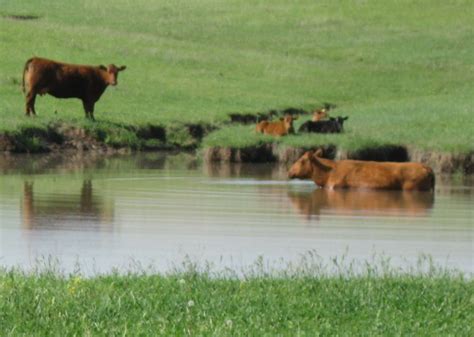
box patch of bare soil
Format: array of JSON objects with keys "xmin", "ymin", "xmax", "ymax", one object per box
[
  {"xmin": 3, "ymin": 14, "xmax": 40, "ymax": 20},
  {"xmin": 409, "ymin": 148, "xmax": 474, "ymax": 174},
  {"xmin": 1, "ymin": 119, "xmax": 471, "ymax": 175},
  {"xmin": 203, "ymin": 144, "xmax": 473, "ymax": 174},
  {"xmin": 0, "ymin": 118, "xmax": 221, "ymax": 153},
  {"xmin": 203, "ymin": 144, "xmax": 276, "ymax": 163}
]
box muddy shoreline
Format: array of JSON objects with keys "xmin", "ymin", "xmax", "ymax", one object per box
[
  {"xmin": 0, "ymin": 120, "xmax": 472, "ymax": 175},
  {"xmin": 203, "ymin": 144, "xmax": 473, "ymax": 175}
]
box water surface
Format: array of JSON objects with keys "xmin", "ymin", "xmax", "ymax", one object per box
[{"xmin": 0, "ymin": 153, "xmax": 472, "ymax": 274}]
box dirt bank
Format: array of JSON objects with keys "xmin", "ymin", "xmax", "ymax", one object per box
[
  {"xmin": 0, "ymin": 118, "xmax": 472, "ymax": 175},
  {"xmin": 0, "ymin": 121, "xmax": 216, "ymax": 154},
  {"xmin": 202, "ymin": 144, "xmax": 473, "ymax": 175}
]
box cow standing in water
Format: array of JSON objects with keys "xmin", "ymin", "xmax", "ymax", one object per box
[
  {"xmin": 288, "ymin": 149, "xmax": 435, "ymax": 191},
  {"xmin": 22, "ymin": 57, "xmax": 126, "ymax": 120}
]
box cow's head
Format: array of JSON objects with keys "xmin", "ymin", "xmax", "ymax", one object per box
[
  {"xmin": 281, "ymin": 114, "xmax": 298, "ymax": 133},
  {"xmin": 288, "ymin": 149, "xmax": 330, "ymax": 180},
  {"xmin": 334, "ymin": 116, "xmax": 348, "ymax": 131},
  {"xmin": 288, "ymin": 151, "xmax": 315, "ymax": 179},
  {"xmin": 106, "ymin": 64, "xmax": 126, "ymax": 86},
  {"xmin": 337, "ymin": 116, "xmax": 349, "ymax": 125},
  {"xmin": 312, "ymin": 108, "xmax": 328, "ymax": 121}
]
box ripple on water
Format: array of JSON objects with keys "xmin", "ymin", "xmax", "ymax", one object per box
[{"xmin": 0, "ymin": 154, "xmax": 472, "ymax": 275}]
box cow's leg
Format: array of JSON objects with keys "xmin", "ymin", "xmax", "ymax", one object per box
[
  {"xmin": 82, "ymin": 100, "xmax": 95, "ymax": 121},
  {"xmin": 402, "ymin": 181, "xmax": 417, "ymax": 191},
  {"xmin": 89, "ymin": 103, "xmax": 96, "ymax": 121},
  {"xmin": 82, "ymin": 100, "xmax": 90, "ymax": 119},
  {"xmin": 25, "ymin": 91, "xmax": 37, "ymax": 116}
]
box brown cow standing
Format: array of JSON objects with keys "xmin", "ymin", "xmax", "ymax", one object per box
[
  {"xmin": 22, "ymin": 57, "xmax": 126, "ymax": 120},
  {"xmin": 288, "ymin": 149, "xmax": 435, "ymax": 191},
  {"xmin": 255, "ymin": 114, "xmax": 298, "ymax": 136}
]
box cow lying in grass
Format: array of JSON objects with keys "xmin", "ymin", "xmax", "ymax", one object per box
[
  {"xmin": 298, "ymin": 116, "xmax": 348, "ymax": 134},
  {"xmin": 255, "ymin": 115, "xmax": 297, "ymax": 136},
  {"xmin": 300, "ymin": 116, "xmax": 348, "ymax": 133},
  {"xmin": 288, "ymin": 149, "xmax": 435, "ymax": 191},
  {"xmin": 22, "ymin": 57, "xmax": 126, "ymax": 120},
  {"xmin": 312, "ymin": 108, "xmax": 328, "ymax": 122}
]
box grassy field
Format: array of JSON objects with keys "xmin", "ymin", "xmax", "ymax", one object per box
[
  {"xmin": 1, "ymin": 260, "xmax": 472, "ymax": 336},
  {"xmin": 0, "ymin": 0, "xmax": 473, "ymax": 152}
]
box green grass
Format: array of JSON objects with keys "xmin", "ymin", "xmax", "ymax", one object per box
[
  {"xmin": 0, "ymin": 258, "xmax": 472, "ymax": 336},
  {"xmin": 0, "ymin": 0, "xmax": 473, "ymax": 152}
]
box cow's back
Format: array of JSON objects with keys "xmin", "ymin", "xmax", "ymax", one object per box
[
  {"xmin": 328, "ymin": 160, "xmax": 434, "ymax": 190},
  {"xmin": 27, "ymin": 58, "xmax": 98, "ymax": 99},
  {"xmin": 263, "ymin": 122, "xmax": 285, "ymax": 136},
  {"xmin": 298, "ymin": 120, "xmax": 340, "ymax": 133},
  {"xmin": 298, "ymin": 121, "xmax": 311, "ymax": 133},
  {"xmin": 330, "ymin": 160, "xmax": 400, "ymax": 189},
  {"xmin": 24, "ymin": 58, "xmax": 60, "ymax": 92},
  {"xmin": 256, "ymin": 121, "xmax": 269, "ymax": 133}
]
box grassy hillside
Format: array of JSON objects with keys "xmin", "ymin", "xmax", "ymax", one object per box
[{"xmin": 0, "ymin": 0, "xmax": 473, "ymax": 152}]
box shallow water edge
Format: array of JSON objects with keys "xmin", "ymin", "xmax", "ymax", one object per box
[
  {"xmin": 0, "ymin": 122, "xmax": 472, "ymax": 174},
  {"xmin": 1, "ymin": 152, "xmax": 472, "ymax": 276}
]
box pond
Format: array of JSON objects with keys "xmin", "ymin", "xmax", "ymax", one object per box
[{"xmin": 0, "ymin": 152, "xmax": 472, "ymax": 275}]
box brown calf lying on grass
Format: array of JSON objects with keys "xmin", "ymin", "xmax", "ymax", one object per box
[
  {"xmin": 312, "ymin": 108, "xmax": 328, "ymax": 122},
  {"xmin": 288, "ymin": 149, "xmax": 435, "ymax": 191},
  {"xmin": 255, "ymin": 115, "xmax": 298, "ymax": 136},
  {"xmin": 22, "ymin": 57, "xmax": 126, "ymax": 120},
  {"xmin": 255, "ymin": 120, "xmax": 269, "ymax": 133}
]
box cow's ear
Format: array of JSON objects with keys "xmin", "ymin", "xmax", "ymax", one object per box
[
  {"xmin": 118, "ymin": 66, "xmax": 127, "ymax": 71},
  {"xmin": 311, "ymin": 155, "xmax": 333, "ymax": 171},
  {"xmin": 279, "ymin": 117, "xmax": 284, "ymax": 121},
  {"xmin": 314, "ymin": 148, "xmax": 323, "ymax": 157},
  {"xmin": 343, "ymin": 116, "xmax": 349, "ymax": 120},
  {"xmin": 99, "ymin": 65, "xmax": 107, "ymax": 70}
]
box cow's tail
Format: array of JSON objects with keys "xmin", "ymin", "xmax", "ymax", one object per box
[{"xmin": 22, "ymin": 58, "xmax": 33, "ymax": 94}]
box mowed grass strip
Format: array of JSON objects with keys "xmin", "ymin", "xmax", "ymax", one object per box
[
  {"xmin": 0, "ymin": 0, "xmax": 473, "ymax": 152},
  {"xmin": 0, "ymin": 266, "xmax": 472, "ymax": 336}
]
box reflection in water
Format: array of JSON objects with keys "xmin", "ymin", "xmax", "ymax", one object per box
[
  {"xmin": 288, "ymin": 188, "xmax": 435, "ymax": 221},
  {"xmin": 0, "ymin": 152, "xmax": 198, "ymax": 175},
  {"xmin": 0, "ymin": 152, "xmax": 472, "ymax": 275},
  {"xmin": 21, "ymin": 180, "xmax": 113, "ymax": 231},
  {"xmin": 204, "ymin": 162, "xmax": 289, "ymax": 180}
]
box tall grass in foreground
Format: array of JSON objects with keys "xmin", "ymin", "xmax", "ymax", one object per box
[{"xmin": 1, "ymin": 256, "xmax": 472, "ymax": 336}]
